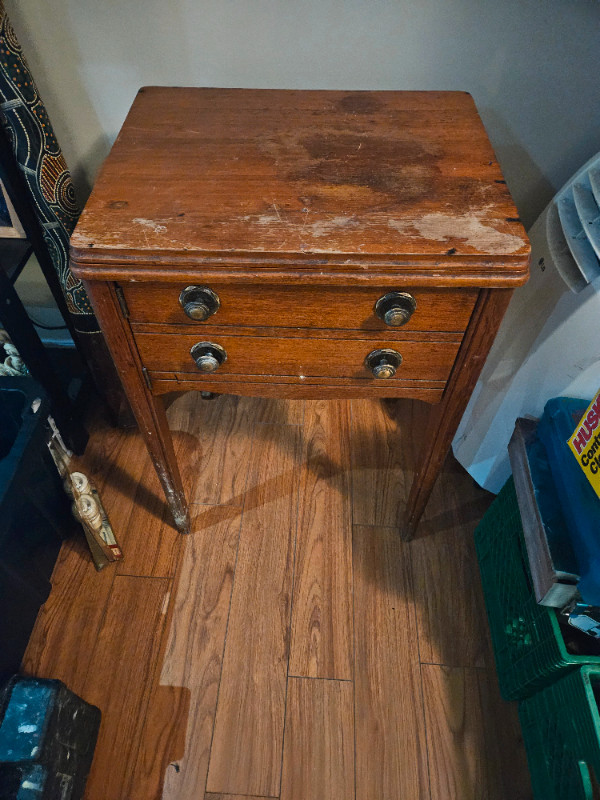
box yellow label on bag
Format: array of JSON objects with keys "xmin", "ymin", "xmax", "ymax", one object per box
[{"xmin": 568, "ymin": 388, "xmax": 600, "ymax": 501}]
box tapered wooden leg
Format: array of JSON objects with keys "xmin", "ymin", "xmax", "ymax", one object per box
[
  {"xmin": 82, "ymin": 279, "xmax": 190, "ymax": 534},
  {"xmin": 403, "ymin": 288, "xmax": 514, "ymax": 540}
]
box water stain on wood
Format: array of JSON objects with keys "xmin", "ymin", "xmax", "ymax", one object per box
[
  {"xmin": 291, "ymin": 134, "xmax": 441, "ymax": 202},
  {"xmin": 338, "ymin": 93, "xmax": 384, "ymax": 114}
]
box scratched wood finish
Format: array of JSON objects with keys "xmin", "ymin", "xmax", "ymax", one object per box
[
  {"xmin": 206, "ymin": 424, "xmax": 301, "ymax": 797},
  {"xmin": 70, "ymin": 89, "xmax": 529, "ymax": 538},
  {"xmin": 289, "ymin": 400, "xmax": 353, "ymax": 679},
  {"xmin": 121, "ymin": 282, "xmax": 479, "ymax": 331},
  {"xmin": 353, "ymin": 524, "xmax": 429, "ymax": 800},
  {"xmin": 280, "ymin": 677, "xmax": 354, "ymax": 800},
  {"xmin": 135, "ymin": 330, "xmax": 461, "ymax": 381},
  {"xmin": 71, "ymin": 88, "xmax": 529, "ymax": 273}
]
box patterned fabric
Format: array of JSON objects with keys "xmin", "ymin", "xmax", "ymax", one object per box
[
  {"xmin": 0, "ymin": 329, "xmax": 27, "ymax": 375},
  {"xmin": 0, "ymin": 2, "xmax": 99, "ymax": 333}
]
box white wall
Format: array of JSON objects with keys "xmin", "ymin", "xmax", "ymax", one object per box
[{"xmin": 6, "ymin": 0, "xmax": 600, "ymax": 229}]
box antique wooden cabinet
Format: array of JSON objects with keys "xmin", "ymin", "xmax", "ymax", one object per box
[{"xmin": 70, "ymin": 88, "xmax": 530, "ymax": 537}]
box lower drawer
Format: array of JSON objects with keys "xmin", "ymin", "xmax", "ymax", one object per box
[{"xmin": 134, "ymin": 331, "xmax": 460, "ymax": 383}]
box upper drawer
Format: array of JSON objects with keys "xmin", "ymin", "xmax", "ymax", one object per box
[{"xmin": 119, "ymin": 282, "xmax": 478, "ymax": 333}]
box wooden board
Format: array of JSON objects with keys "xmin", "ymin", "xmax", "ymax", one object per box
[
  {"xmin": 253, "ymin": 396, "xmax": 305, "ymax": 425},
  {"xmin": 21, "ymin": 535, "xmax": 116, "ymax": 696},
  {"xmin": 206, "ymin": 424, "xmax": 301, "ymax": 797},
  {"xmin": 204, "ymin": 795, "xmax": 274, "ymax": 800},
  {"xmin": 289, "ymin": 400, "xmax": 353, "ymax": 679},
  {"xmin": 421, "ymin": 664, "xmax": 518, "ymax": 800},
  {"xmin": 477, "ymin": 668, "xmax": 533, "ymax": 800},
  {"xmin": 411, "ymin": 525, "xmax": 493, "ymax": 667},
  {"xmin": 167, "ymin": 392, "xmax": 258, "ymax": 505},
  {"xmin": 80, "ymin": 575, "xmax": 170, "ymax": 800},
  {"xmin": 350, "ymin": 398, "xmax": 414, "ymax": 527},
  {"xmin": 353, "ymin": 524, "xmax": 429, "ymax": 800},
  {"xmin": 280, "ymin": 677, "xmax": 354, "ymax": 800},
  {"xmin": 157, "ymin": 507, "xmax": 242, "ymax": 800}
]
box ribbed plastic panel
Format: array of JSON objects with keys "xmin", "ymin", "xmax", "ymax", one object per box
[
  {"xmin": 519, "ymin": 667, "xmax": 600, "ymax": 800},
  {"xmin": 550, "ymin": 153, "xmax": 600, "ymax": 292},
  {"xmin": 474, "ymin": 478, "xmax": 600, "ymax": 700}
]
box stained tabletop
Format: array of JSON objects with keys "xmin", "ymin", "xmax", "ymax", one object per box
[{"xmin": 71, "ymin": 87, "xmax": 530, "ymax": 277}]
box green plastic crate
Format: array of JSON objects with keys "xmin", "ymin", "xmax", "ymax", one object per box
[
  {"xmin": 474, "ymin": 477, "xmax": 600, "ymax": 700},
  {"xmin": 519, "ymin": 666, "xmax": 600, "ymax": 800}
]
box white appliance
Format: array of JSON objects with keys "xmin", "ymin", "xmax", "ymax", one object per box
[{"xmin": 453, "ymin": 152, "xmax": 600, "ymax": 493}]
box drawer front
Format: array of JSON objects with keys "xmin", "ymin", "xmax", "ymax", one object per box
[
  {"xmin": 121, "ymin": 282, "xmax": 478, "ymax": 333},
  {"xmin": 134, "ymin": 331, "xmax": 460, "ymax": 383}
]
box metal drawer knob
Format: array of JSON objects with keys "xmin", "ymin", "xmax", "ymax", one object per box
[
  {"xmin": 190, "ymin": 342, "xmax": 227, "ymax": 373},
  {"xmin": 179, "ymin": 286, "xmax": 220, "ymax": 321},
  {"xmin": 365, "ymin": 348, "xmax": 402, "ymax": 379},
  {"xmin": 375, "ymin": 292, "xmax": 417, "ymax": 327}
]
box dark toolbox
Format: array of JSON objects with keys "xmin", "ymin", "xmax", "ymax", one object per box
[{"xmin": 0, "ymin": 676, "xmax": 100, "ymax": 799}]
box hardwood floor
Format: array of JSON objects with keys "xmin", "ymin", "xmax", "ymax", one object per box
[{"xmin": 23, "ymin": 394, "xmax": 532, "ymax": 799}]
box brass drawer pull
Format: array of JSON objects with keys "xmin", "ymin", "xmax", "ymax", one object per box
[
  {"xmin": 190, "ymin": 341, "xmax": 227, "ymax": 373},
  {"xmin": 375, "ymin": 292, "xmax": 417, "ymax": 327},
  {"xmin": 179, "ymin": 286, "xmax": 220, "ymax": 321},
  {"xmin": 366, "ymin": 348, "xmax": 403, "ymax": 379}
]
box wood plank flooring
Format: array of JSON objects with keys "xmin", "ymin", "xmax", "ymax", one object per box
[{"xmin": 23, "ymin": 394, "xmax": 531, "ymax": 799}]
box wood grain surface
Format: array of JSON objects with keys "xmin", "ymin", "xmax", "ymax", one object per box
[
  {"xmin": 71, "ymin": 88, "xmax": 529, "ymax": 276},
  {"xmin": 23, "ymin": 395, "xmax": 531, "ymax": 800},
  {"xmin": 411, "ymin": 525, "xmax": 493, "ymax": 668},
  {"xmin": 158, "ymin": 508, "xmax": 242, "ymax": 800},
  {"xmin": 422, "ymin": 665, "xmax": 493, "ymax": 800},
  {"xmin": 81, "ymin": 575, "xmax": 171, "ymax": 800},
  {"xmin": 289, "ymin": 400, "xmax": 353, "ymax": 679},
  {"xmin": 204, "ymin": 795, "xmax": 274, "ymax": 800},
  {"xmin": 350, "ymin": 398, "xmax": 413, "ymax": 527},
  {"xmin": 167, "ymin": 391, "xmax": 258, "ymax": 505},
  {"xmin": 134, "ymin": 330, "xmax": 460, "ymax": 381},
  {"xmin": 353, "ymin": 524, "xmax": 430, "ymax": 800},
  {"xmin": 71, "ymin": 88, "xmax": 528, "ymax": 542},
  {"xmin": 280, "ymin": 677, "xmax": 354, "ymax": 800},
  {"xmin": 206, "ymin": 424, "xmax": 301, "ymax": 797},
  {"xmin": 121, "ymin": 282, "xmax": 478, "ymax": 332},
  {"xmin": 149, "ymin": 373, "xmax": 446, "ymax": 402},
  {"xmin": 403, "ymin": 288, "xmax": 514, "ymax": 539}
]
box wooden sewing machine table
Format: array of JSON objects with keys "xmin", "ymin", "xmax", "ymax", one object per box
[{"xmin": 70, "ymin": 88, "xmax": 530, "ymax": 537}]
